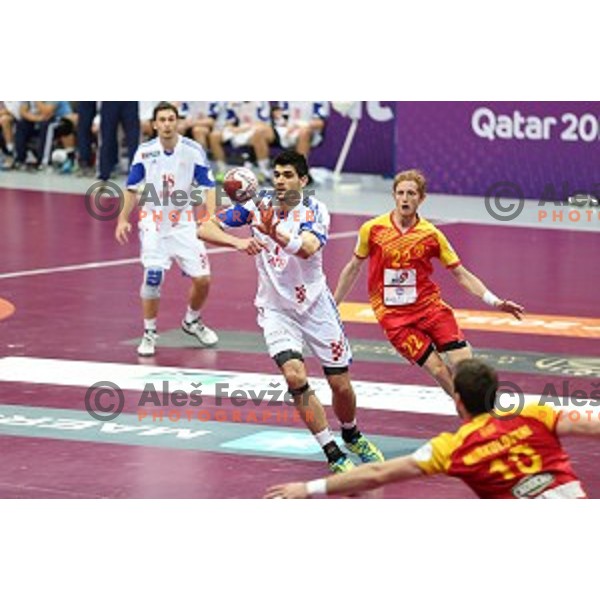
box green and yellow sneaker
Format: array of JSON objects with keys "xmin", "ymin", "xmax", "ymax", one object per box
[
  {"xmin": 329, "ymin": 456, "xmax": 355, "ymax": 474},
  {"xmin": 345, "ymin": 435, "xmax": 384, "ymax": 464}
]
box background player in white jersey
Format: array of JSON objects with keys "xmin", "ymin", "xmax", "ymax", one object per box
[
  {"xmin": 198, "ymin": 150, "xmax": 383, "ymax": 473},
  {"xmin": 209, "ymin": 101, "xmax": 274, "ymax": 182},
  {"xmin": 272, "ymin": 101, "xmax": 328, "ymax": 165},
  {"xmin": 115, "ymin": 102, "xmax": 218, "ymax": 357}
]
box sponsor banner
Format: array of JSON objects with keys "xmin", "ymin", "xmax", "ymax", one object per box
[
  {"xmin": 395, "ymin": 102, "xmax": 600, "ymax": 199},
  {"xmin": 128, "ymin": 330, "xmax": 600, "ymax": 378},
  {"xmin": 0, "ymin": 403, "xmax": 422, "ymax": 460},
  {"xmin": 339, "ymin": 303, "xmax": 600, "ymax": 339}
]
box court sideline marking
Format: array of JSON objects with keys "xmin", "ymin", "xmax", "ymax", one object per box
[{"xmin": 0, "ymin": 230, "xmax": 361, "ymax": 281}]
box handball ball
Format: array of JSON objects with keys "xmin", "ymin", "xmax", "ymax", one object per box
[
  {"xmin": 51, "ymin": 148, "xmax": 68, "ymax": 167},
  {"xmin": 223, "ymin": 167, "xmax": 258, "ymax": 204}
]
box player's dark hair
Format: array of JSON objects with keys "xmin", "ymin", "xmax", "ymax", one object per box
[
  {"xmin": 273, "ymin": 150, "xmax": 309, "ymax": 178},
  {"xmin": 152, "ymin": 101, "xmax": 179, "ymax": 121},
  {"xmin": 453, "ymin": 359, "xmax": 498, "ymax": 416}
]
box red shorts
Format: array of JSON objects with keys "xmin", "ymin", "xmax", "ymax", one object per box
[{"xmin": 383, "ymin": 303, "xmax": 466, "ymax": 365}]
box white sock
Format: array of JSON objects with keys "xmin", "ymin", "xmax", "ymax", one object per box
[
  {"xmin": 314, "ymin": 428, "xmax": 335, "ymax": 448},
  {"xmin": 341, "ymin": 420, "xmax": 357, "ymax": 430},
  {"xmin": 216, "ymin": 160, "xmax": 226, "ymax": 172},
  {"xmin": 184, "ymin": 307, "xmax": 200, "ymax": 324},
  {"xmin": 144, "ymin": 318, "xmax": 157, "ymax": 332}
]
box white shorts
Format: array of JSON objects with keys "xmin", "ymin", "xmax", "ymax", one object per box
[
  {"xmin": 221, "ymin": 126, "xmax": 256, "ymax": 148},
  {"xmin": 257, "ymin": 291, "xmax": 352, "ymax": 370},
  {"xmin": 275, "ymin": 124, "xmax": 323, "ymax": 149},
  {"xmin": 139, "ymin": 225, "xmax": 210, "ymax": 278}
]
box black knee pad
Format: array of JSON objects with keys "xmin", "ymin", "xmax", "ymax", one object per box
[
  {"xmin": 323, "ymin": 365, "xmax": 349, "ymax": 376},
  {"xmin": 288, "ymin": 381, "xmax": 310, "ymax": 397},
  {"xmin": 273, "ymin": 350, "xmax": 304, "ymax": 368}
]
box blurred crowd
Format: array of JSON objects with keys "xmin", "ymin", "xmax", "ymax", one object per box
[{"xmin": 0, "ymin": 101, "xmax": 330, "ymax": 183}]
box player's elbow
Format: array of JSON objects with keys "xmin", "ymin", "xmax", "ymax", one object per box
[
  {"xmin": 297, "ymin": 240, "xmax": 321, "ymax": 259},
  {"xmin": 369, "ymin": 463, "xmax": 392, "ymax": 487},
  {"xmin": 197, "ymin": 221, "xmax": 215, "ymax": 240},
  {"xmin": 358, "ymin": 463, "xmax": 394, "ymax": 489}
]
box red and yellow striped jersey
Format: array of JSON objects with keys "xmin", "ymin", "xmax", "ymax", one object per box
[
  {"xmin": 354, "ymin": 213, "xmax": 461, "ymax": 327},
  {"xmin": 413, "ymin": 405, "xmax": 584, "ymax": 499}
]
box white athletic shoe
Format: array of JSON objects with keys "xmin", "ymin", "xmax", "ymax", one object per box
[
  {"xmin": 181, "ymin": 319, "xmax": 219, "ymax": 347},
  {"xmin": 137, "ymin": 331, "xmax": 158, "ymax": 357}
]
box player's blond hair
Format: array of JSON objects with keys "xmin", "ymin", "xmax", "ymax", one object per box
[{"xmin": 393, "ymin": 169, "xmax": 427, "ymax": 199}]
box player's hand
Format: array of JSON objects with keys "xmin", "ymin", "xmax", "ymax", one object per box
[
  {"xmin": 235, "ymin": 237, "xmax": 266, "ymax": 256},
  {"xmin": 498, "ymin": 299, "xmax": 525, "ymax": 320},
  {"xmin": 264, "ymin": 483, "xmax": 309, "ymax": 499},
  {"xmin": 115, "ymin": 221, "xmax": 132, "ymax": 245},
  {"xmin": 254, "ymin": 206, "xmax": 279, "ymax": 237}
]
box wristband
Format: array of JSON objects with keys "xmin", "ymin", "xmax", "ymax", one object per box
[
  {"xmin": 306, "ymin": 479, "xmax": 327, "ymax": 497},
  {"xmin": 282, "ymin": 235, "xmax": 303, "ymax": 255},
  {"xmin": 483, "ymin": 290, "xmax": 501, "ymax": 307}
]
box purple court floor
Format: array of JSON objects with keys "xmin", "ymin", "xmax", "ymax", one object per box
[{"xmin": 0, "ymin": 186, "xmax": 598, "ymax": 498}]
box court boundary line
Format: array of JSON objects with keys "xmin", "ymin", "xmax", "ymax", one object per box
[{"xmin": 0, "ymin": 230, "xmax": 359, "ymax": 280}]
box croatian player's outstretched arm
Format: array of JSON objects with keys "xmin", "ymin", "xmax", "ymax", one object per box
[
  {"xmin": 450, "ymin": 265, "xmax": 525, "ymax": 320},
  {"xmin": 269, "ymin": 227, "xmax": 322, "ymax": 259},
  {"xmin": 334, "ymin": 255, "xmax": 365, "ymax": 305},
  {"xmin": 264, "ymin": 456, "xmax": 425, "ymax": 499},
  {"xmin": 198, "ymin": 216, "xmax": 265, "ymax": 255}
]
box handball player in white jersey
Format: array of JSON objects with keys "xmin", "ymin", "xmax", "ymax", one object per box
[
  {"xmin": 198, "ymin": 150, "xmax": 383, "ymax": 473},
  {"xmin": 115, "ymin": 102, "xmax": 218, "ymax": 357}
]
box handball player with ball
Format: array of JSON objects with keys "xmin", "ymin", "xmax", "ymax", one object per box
[{"xmin": 198, "ymin": 151, "xmax": 384, "ymax": 473}]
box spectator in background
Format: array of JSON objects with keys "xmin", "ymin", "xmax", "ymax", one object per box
[
  {"xmin": 139, "ymin": 101, "xmax": 159, "ymax": 139},
  {"xmin": 209, "ymin": 101, "xmax": 274, "ymax": 182},
  {"xmin": 14, "ymin": 102, "xmax": 54, "ymax": 170},
  {"xmin": 178, "ymin": 101, "xmax": 220, "ymax": 150},
  {"xmin": 272, "ymin": 101, "xmax": 328, "ymax": 160},
  {"xmin": 98, "ymin": 101, "xmax": 140, "ymax": 184},
  {"xmin": 14, "ymin": 101, "xmax": 78, "ymax": 171},
  {"xmin": 77, "ymin": 101, "xmax": 99, "ymax": 177},
  {"xmin": 51, "ymin": 101, "xmax": 78, "ymax": 173},
  {"xmin": 0, "ymin": 101, "xmax": 19, "ymax": 169}
]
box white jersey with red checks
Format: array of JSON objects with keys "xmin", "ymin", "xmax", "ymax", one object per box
[{"xmin": 220, "ymin": 193, "xmax": 330, "ymax": 314}]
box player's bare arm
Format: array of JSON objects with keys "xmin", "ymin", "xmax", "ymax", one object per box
[
  {"xmin": 557, "ymin": 413, "xmax": 600, "ymax": 437},
  {"xmin": 203, "ymin": 187, "xmax": 217, "ymax": 218},
  {"xmin": 334, "ymin": 255, "xmax": 365, "ymax": 304},
  {"xmin": 451, "ymin": 265, "xmax": 525, "ymax": 320},
  {"xmin": 115, "ymin": 189, "xmax": 138, "ymax": 245},
  {"xmin": 265, "ymin": 456, "xmax": 424, "ymax": 499},
  {"xmin": 198, "ymin": 217, "xmax": 265, "ymax": 255}
]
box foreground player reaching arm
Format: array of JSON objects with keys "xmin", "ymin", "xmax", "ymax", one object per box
[{"xmin": 266, "ymin": 359, "xmax": 600, "ymax": 499}]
